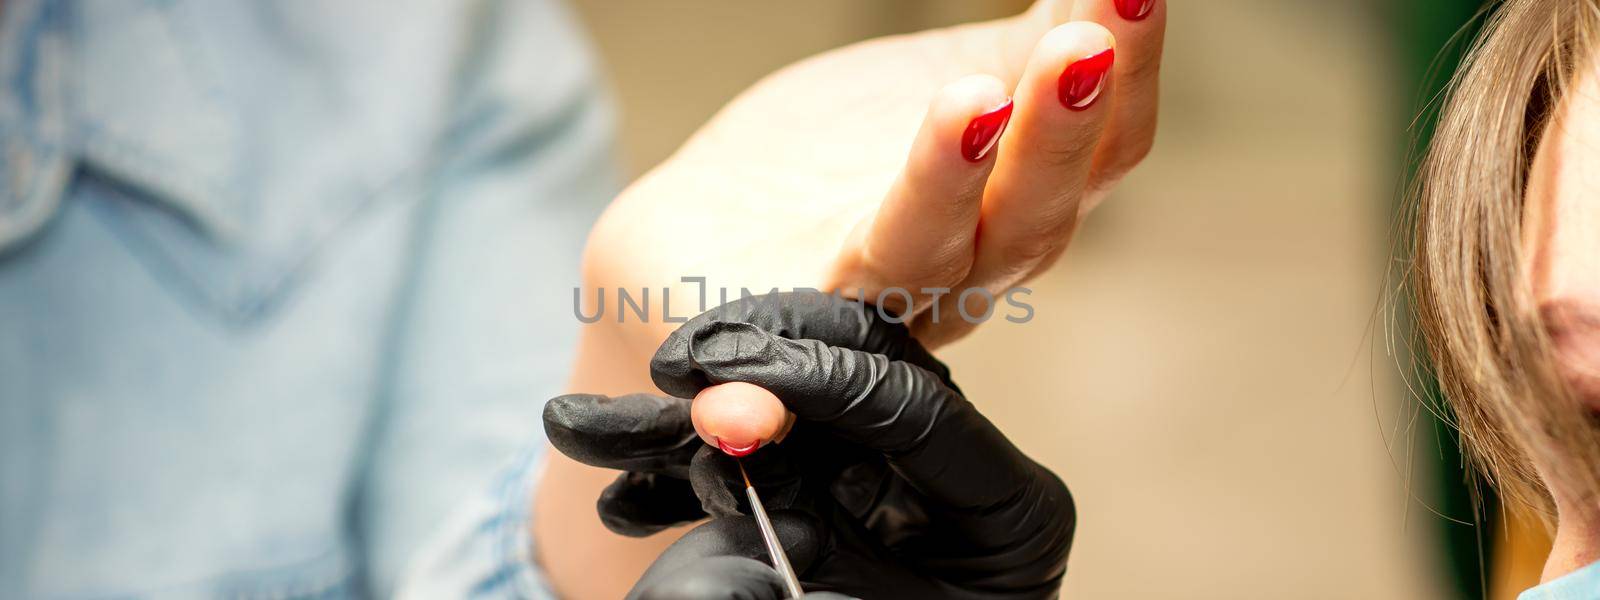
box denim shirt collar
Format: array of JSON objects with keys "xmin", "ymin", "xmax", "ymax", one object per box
[
  {"xmin": 0, "ymin": 0, "xmax": 73, "ymax": 250},
  {"xmin": 0, "ymin": 0, "xmax": 451, "ymax": 321},
  {"xmin": 3, "ymin": 0, "xmax": 254, "ymax": 249},
  {"xmin": 1519, "ymin": 559, "xmax": 1600, "ymax": 600}
]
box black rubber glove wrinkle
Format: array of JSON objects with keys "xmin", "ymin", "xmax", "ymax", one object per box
[{"xmin": 650, "ymin": 291, "xmax": 954, "ymax": 398}]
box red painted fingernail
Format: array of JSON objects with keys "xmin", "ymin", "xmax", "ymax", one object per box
[
  {"xmin": 1115, "ymin": 0, "xmax": 1154, "ymax": 21},
  {"xmin": 1059, "ymin": 48, "xmax": 1114, "ymax": 111},
  {"xmin": 961, "ymin": 99, "xmax": 1013, "ymax": 162},
  {"xmin": 716, "ymin": 437, "xmax": 759, "ymax": 457}
]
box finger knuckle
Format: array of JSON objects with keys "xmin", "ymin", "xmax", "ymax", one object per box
[
  {"xmin": 1002, "ymin": 236, "xmax": 1060, "ymax": 268},
  {"xmin": 916, "ymin": 252, "xmax": 976, "ymax": 290},
  {"xmin": 1034, "ymin": 132, "xmax": 1099, "ymax": 169},
  {"xmin": 866, "ymin": 245, "xmax": 974, "ymax": 291},
  {"xmin": 1123, "ymin": 52, "xmax": 1164, "ymax": 85},
  {"xmin": 999, "ymin": 211, "xmax": 1076, "ymax": 268},
  {"xmin": 1118, "ymin": 126, "xmax": 1156, "ymax": 168}
]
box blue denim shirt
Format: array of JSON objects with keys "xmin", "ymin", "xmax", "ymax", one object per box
[
  {"xmin": 0, "ymin": 0, "xmax": 616, "ymax": 597},
  {"xmin": 1519, "ymin": 560, "xmax": 1600, "ymax": 600}
]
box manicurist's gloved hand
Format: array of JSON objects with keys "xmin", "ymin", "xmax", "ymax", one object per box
[
  {"xmin": 544, "ymin": 293, "xmax": 1075, "ymax": 599},
  {"xmin": 622, "ymin": 512, "xmax": 852, "ymax": 600}
]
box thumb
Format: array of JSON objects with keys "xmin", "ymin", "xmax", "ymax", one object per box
[
  {"xmin": 628, "ymin": 512, "xmax": 823, "ymax": 600},
  {"xmin": 629, "ymin": 557, "xmax": 789, "ymax": 600}
]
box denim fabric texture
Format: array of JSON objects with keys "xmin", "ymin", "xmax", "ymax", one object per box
[
  {"xmin": 0, "ymin": 0, "xmax": 617, "ymax": 597},
  {"xmin": 1518, "ymin": 561, "xmax": 1600, "ymax": 600}
]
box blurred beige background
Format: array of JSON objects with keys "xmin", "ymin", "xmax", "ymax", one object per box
[{"xmin": 570, "ymin": 1, "xmax": 1443, "ymax": 598}]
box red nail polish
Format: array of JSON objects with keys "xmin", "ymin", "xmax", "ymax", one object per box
[
  {"xmin": 961, "ymin": 100, "xmax": 1013, "ymax": 162},
  {"xmin": 716, "ymin": 437, "xmax": 759, "ymax": 457},
  {"xmin": 1059, "ymin": 48, "xmax": 1114, "ymax": 111},
  {"xmin": 1115, "ymin": 0, "xmax": 1154, "ymax": 21}
]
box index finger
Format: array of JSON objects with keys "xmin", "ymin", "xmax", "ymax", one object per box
[
  {"xmin": 543, "ymin": 393, "xmax": 701, "ymax": 476},
  {"xmin": 650, "ymin": 292, "xmax": 951, "ymax": 399}
]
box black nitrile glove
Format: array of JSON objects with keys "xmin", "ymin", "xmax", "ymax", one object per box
[
  {"xmin": 544, "ymin": 292, "xmax": 1074, "ymax": 599},
  {"xmin": 626, "ymin": 511, "xmax": 853, "ymax": 600}
]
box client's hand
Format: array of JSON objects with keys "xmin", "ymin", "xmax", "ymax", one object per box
[
  {"xmin": 546, "ymin": 293, "xmax": 1075, "ymax": 598},
  {"xmin": 583, "ymin": 0, "xmax": 1165, "ymax": 349},
  {"xmin": 543, "ymin": 3, "xmax": 1161, "ymax": 594}
]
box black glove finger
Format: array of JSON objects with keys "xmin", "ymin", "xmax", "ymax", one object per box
[
  {"xmin": 689, "ymin": 445, "xmax": 806, "ymax": 518},
  {"xmin": 629, "ymin": 556, "xmax": 789, "ymax": 600},
  {"xmin": 650, "ymin": 291, "xmax": 953, "ymax": 399},
  {"xmin": 598, "ymin": 471, "xmax": 707, "ymax": 536},
  {"xmin": 683, "ymin": 322, "xmax": 1036, "ymax": 512},
  {"xmin": 543, "ymin": 393, "xmax": 699, "ymax": 477},
  {"xmin": 633, "ymin": 561, "xmax": 866, "ymax": 600},
  {"xmin": 627, "ymin": 511, "xmax": 824, "ymax": 600}
]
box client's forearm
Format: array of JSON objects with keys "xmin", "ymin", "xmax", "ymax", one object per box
[
  {"xmin": 534, "ymin": 319, "xmax": 688, "ymax": 599},
  {"xmin": 536, "ymin": 455, "xmax": 684, "ymax": 598}
]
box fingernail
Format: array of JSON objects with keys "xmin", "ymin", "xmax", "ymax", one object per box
[
  {"xmin": 716, "ymin": 437, "xmax": 759, "ymax": 457},
  {"xmin": 961, "ymin": 99, "xmax": 1014, "ymax": 162},
  {"xmin": 1115, "ymin": 0, "xmax": 1154, "ymax": 21},
  {"xmin": 1059, "ymin": 48, "xmax": 1114, "ymax": 111}
]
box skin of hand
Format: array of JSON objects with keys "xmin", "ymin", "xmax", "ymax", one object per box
[
  {"xmin": 545, "ymin": 293, "xmax": 1077, "ymax": 599},
  {"xmin": 538, "ymin": 2, "xmax": 1164, "ymax": 596},
  {"xmin": 690, "ymin": 382, "xmax": 791, "ymax": 456}
]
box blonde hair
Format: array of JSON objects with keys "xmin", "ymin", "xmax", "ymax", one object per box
[{"xmin": 1408, "ymin": 0, "xmax": 1600, "ymax": 520}]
